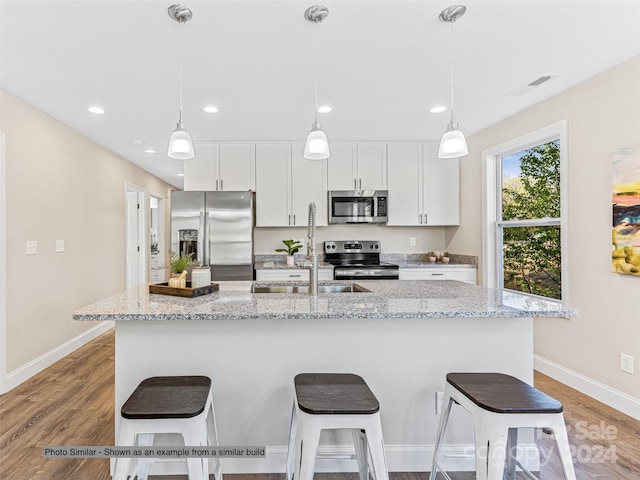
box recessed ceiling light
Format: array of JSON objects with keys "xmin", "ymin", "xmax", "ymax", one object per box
[
  {"xmin": 88, "ymin": 106, "xmax": 105, "ymax": 115},
  {"xmin": 430, "ymin": 106, "xmax": 447, "ymax": 113},
  {"xmin": 132, "ymin": 139, "xmax": 144, "ymax": 145},
  {"xmin": 144, "ymin": 149, "xmax": 156, "ymax": 154},
  {"xmin": 203, "ymin": 105, "xmax": 219, "ymax": 113},
  {"xmin": 177, "ymin": 173, "xmax": 185, "ymax": 177},
  {"xmin": 317, "ymin": 105, "xmax": 333, "ymax": 113}
]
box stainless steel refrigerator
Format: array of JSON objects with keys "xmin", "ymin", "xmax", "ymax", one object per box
[{"xmin": 170, "ymin": 191, "xmax": 254, "ymax": 281}]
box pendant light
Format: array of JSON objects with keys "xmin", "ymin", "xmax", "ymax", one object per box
[
  {"xmin": 167, "ymin": 4, "xmax": 195, "ymax": 160},
  {"xmin": 438, "ymin": 5, "xmax": 468, "ymax": 159},
  {"xmin": 303, "ymin": 5, "xmax": 330, "ymax": 160}
]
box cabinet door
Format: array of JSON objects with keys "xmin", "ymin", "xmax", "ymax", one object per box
[
  {"xmin": 219, "ymin": 144, "xmax": 255, "ymax": 191},
  {"xmin": 422, "ymin": 142, "xmax": 460, "ymax": 225},
  {"xmin": 387, "ymin": 142, "xmax": 421, "ymax": 226},
  {"xmin": 357, "ymin": 142, "xmax": 387, "ymax": 190},
  {"xmin": 255, "ymin": 144, "xmax": 291, "ymax": 226},
  {"xmin": 184, "ymin": 143, "xmax": 219, "ymax": 191},
  {"xmin": 327, "ymin": 143, "xmax": 357, "ymax": 190},
  {"xmin": 291, "ymin": 144, "xmax": 328, "ymax": 227},
  {"xmin": 399, "ymin": 267, "xmax": 477, "ymax": 284}
]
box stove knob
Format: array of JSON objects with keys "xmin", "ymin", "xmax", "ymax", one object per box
[{"xmin": 374, "ymin": 244, "xmax": 379, "ymax": 249}]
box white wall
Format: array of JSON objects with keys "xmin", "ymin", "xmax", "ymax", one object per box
[
  {"xmin": 0, "ymin": 90, "xmax": 173, "ymax": 392},
  {"xmin": 447, "ymin": 56, "xmax": 640, "ymax": 412}
]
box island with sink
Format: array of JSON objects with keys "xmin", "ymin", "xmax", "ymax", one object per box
[{"xmin": 74, "ymin": 279, "xmax": 577, "ymax": 474}]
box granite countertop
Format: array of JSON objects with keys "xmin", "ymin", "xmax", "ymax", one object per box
[{"xmin": 73, "ymin": 280, "xmax": 578, "ymax": 321}]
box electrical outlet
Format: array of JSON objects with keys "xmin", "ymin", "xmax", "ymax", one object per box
[
  {"xmin": 435, "ymin": 391, "xmax": 444, "ymax": 414},
  {"xmin": 410, "ymin": 237, "xmax": 416, "ymax": 247},
  {"xmin": 26, "ymin": 240, "xmax": 37, "ymax": 255},
  {"xmin": 620, "ymin": 353, "xmax": 634, "ymax": 374},
  {"xmin": 56, "ymin": 240, "xmax": 65, "ymax": 253}
]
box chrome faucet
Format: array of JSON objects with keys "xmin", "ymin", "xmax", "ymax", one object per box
[{"xmin": 305, "ymin": 202, "xmax": 319, "ymax": 296}]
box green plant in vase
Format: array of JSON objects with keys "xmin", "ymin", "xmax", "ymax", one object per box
[
  {"xmin": 167, "ymin": 250, "xmax": 197, "ymax": 287},
  {"xmin": 276, "ymin": 239, "xmax": 303, "ymax": 266}
]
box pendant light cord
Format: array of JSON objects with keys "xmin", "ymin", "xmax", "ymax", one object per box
[
  {"xmin": 314, "ymin": 25, "xmax": 319, "ymax": 124},
  {"xmin": 449, "ymin": 20, "xmax": 455, "ymax": 125},
  {"xmin": 179, "ymin": 22, "xmax": 184, "ymax": 124}
]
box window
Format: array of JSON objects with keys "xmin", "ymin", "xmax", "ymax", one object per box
[{"xmin": 483, "ymin": 121, "xmax": 568, "ymax": 302}]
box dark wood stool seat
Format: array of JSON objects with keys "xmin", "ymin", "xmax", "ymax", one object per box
[
  {"xmin": 294, "ymin": 373, "xmax": 380, "ymax": 415},
  {"xmin": 121, "ymin": 375, "xmax": 211, "ymax": 419},
  {"xmin": 446, "ymin": 372, "xmax": 563, "ymax": 414}
]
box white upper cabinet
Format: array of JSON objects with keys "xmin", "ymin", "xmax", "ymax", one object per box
[
  {"xmin": 255, "ymin": 144, "xmax": 328, "ymax": 227},
  {"xmin": 327, "ymin": 142, "xmax": 387, "ymax": 191},
  {"xmin": 387, "ymin": 142, "xmax": 460, "ymax": 226},
  {"xmin": 184, "ymin": 143, "xmax": 255, "ymax": 191},
  {"xmin": 291, "ymin": 144, "xmax": 328, "ymax": 227}
]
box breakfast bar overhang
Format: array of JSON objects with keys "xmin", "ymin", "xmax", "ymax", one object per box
[{"xmin": 74, "ymin": 280, "xmax": 578, "ymax": 475}]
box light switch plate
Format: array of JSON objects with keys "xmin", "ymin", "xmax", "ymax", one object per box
[
  {"xmin": 56, "ymin": 240, "xmax": 65, "ymax": 253},
  {"xmin": 26, "ymin": 240, "xmax": 37, "ymax": 255}
]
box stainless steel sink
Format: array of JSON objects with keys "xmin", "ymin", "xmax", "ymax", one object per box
[{"xmin": 251, "ymin": 284, "xmax": 368, "ymax": 294}]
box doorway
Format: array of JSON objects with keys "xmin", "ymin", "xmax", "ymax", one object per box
[{"xmin": 125, "ymin": 183, "xmax": 146, "ymax": 288}]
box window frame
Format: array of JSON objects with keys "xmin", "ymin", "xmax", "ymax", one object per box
[{"xmin": 482, "ymin": 121, "xmax": 569, "ymax": 304}]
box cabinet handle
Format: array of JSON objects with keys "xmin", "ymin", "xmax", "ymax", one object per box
[
  {"xmin": 289, "ymin": 274, "xmax": 303, "ymax": 278},
  {"xmin": 431, "ymin": 273, "xmax": 444, "ymax": 276},
  {"xmin": 293, "ymin": 214, "xmax": 296, "ymax": 225},
  {"xmin": 216, "ymin": 179, "xmax": 219, "ymax": 190},
  {"xmin": 289, "ymin": 214, "xmax": 291, "ymax": 225},
  {"xmin": 220, "ymin": 179, "xmax": 224, "ymax": 190},
  {"xmin": 354, "ymin": 178, "xmax": 357, "ymax": 189},
  {"xmin": 424, "ymin": 213, "xmax": 427, "ymax": 224},
  {"xmin": 358, "ymin": 179, "xmax": 362, "ymax": 190}
]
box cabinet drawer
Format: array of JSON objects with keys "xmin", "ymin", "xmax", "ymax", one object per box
[
  {"xmin": 255, "ymin": 269, "xmax": 334, "ymax": 281},
  {"xmin": 399, "ymin": 268, "xmax": 477, "ymax": 284}
]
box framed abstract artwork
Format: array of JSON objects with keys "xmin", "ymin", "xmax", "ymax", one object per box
[{"xmin": 612, "ymin": 146, "xmax": 640, "ymax": 276}]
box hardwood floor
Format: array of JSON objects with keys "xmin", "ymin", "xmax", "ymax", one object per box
[{"xmin": 1, "ymin": 329, "xmax": 639, "ymax": 479}]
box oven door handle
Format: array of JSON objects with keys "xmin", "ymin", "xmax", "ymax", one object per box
[{"xmin": 335, "ymin": 269, "xmax": 397, "ymax": 277}]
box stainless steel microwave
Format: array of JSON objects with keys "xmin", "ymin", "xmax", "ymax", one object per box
[{"xmin": 328, "ymin": 190, "xmax": 388, "ymax": 224}]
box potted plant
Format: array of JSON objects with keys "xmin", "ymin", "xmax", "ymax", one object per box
[
  {"xmin": 167, "ymin": 250, "xmax": 197, "ymax": 288},
  {"xmin": 276, "ymin": 239, "xmax": 303, "ymax": 266}
]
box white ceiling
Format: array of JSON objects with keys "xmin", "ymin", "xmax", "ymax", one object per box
[{"xmin": 2, "ymin": 1, "xmax": 639, "ymax": 189}]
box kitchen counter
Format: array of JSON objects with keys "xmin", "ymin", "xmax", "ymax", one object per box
[
  {"xmin": 73, "ymin": 280, "xmax": 576, "ymax": 321},
  {"xmin": 77, "ymin": 281, "xmax": 576, "ymax": 475}
]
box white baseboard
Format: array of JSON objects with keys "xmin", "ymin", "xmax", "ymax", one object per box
[
  {"xmin": 534, "ymin": 355, "xmax": 640, "ymax": 420},
  {"xmin": 1, "ymin": 322, "xmax": 114, "ymax": 394},
  {"xmin": 146, "ymin": 443, "xmax": 540, "ymax": 475}
]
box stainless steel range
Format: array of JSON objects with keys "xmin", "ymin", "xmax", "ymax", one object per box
[{"xmin": 324, "ymin": 240, "xmax": 399, "ymax": 280}]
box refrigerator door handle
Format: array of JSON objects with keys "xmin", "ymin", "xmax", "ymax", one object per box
[{"xmin": 203, "ymin": 211, "xmax": 209, "ymax": 266}]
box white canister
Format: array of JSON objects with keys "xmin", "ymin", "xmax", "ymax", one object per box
[{"xmin": 191, "ymin": 267, "xmax": 211, "ymax": 288}]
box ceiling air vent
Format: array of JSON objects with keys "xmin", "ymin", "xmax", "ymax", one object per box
[{"xmin": 528, "ymin": 75, "xmax": 555, "ymax": 87}]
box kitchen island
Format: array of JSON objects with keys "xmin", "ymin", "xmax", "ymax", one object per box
[{"xmin": 74, "ymin": 280, "xmax": 577, "ymax": 475}]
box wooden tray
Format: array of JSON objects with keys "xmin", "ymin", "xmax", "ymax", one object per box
[{"xmin": 149, "ymin": 282, "xmax": 219, "ymax": 298}]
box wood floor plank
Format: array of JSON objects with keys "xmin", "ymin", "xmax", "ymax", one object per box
[{"xmin": 1, "ymin": 330, "xmax": 639, "ymax": 479}]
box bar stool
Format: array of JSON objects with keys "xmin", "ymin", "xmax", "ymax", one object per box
[
  {"xmin": 431, "ymin": 372, "xmax": 576, "ymax": 480},
  {"xmin": 114, "ymin": 375, "xmax": 222, "ymax": 480},
  {"xmin": 286, "ymin": 373, "xmax": 389, "ymax": 480}
]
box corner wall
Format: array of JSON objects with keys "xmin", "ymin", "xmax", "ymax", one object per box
[
  {"xmin": 446, "ymin": 56, "xmax": 640, "ymax": 416},
  {"xmin": 0, "ymin": 90, "xmax": 174, "ymax": 392}
]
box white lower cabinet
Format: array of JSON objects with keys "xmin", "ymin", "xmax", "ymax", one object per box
[
  {"xmin": 255, "ymin": 144, "xmax": 327, "ymax": 227},
  {"xmin": 399, "ymin": 267, "xmax": 477, "ymax": 284},
  {"xmin": 255, "ymin": 269, "xmax": 334, "ymax": 281}
]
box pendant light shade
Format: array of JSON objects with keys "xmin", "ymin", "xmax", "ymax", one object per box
[
  {"xmin": 303, "ymin": 5, "xmax": 330, "ymax": 160},
  {"xmin": 438, "ymin": 5, "xmax": 468, "ymax": 159},
  {"xmin": 304, "ymin": 120, "xmax": 330, "ymax": 160},
  {"xmin": 168, "ymin": 120, "xmax": 195, "ymax": 160},
  {"xmin": 438, "ymin": 120, "xmax": 468, "ymax": 158},
  {"xmin": 167, "ymin": 4, "xmax": 195, "ymax": 160}
]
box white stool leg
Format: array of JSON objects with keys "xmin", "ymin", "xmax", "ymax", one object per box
[
  {"xmin": 365, "ymin": 417, "xmax": 389, "ymax": 480},
  {"xmin": 473, "ymin": 414, "xmax": 490, "ymax": 480},
  {"xmin": 114, "ymin": 420, "xmax": 136, "ymax": 480},
  {"xmin": 136, "ymin": 433, "xmax": 154, "ymax": 480},
  {"xmin": 431, "ymin": 393, "xmax": 455, "ymax": 480},
  {"xmin": 351, "ymin": 428, "xmax": 368, "ymax": 480},
  {"xmin": 183, "ymin": 426, "xmax": 207, "ymax": 480},
  {"xmin": 206, "ymin": 401, "xmax": 222, "ymax": 480},
  {"xmin": 485, "ymin": 424, "xmax": 509, "ymax": 480},
  {"xmin": 550, "ymin": 418, "xmax": 577, "ymax": 480},
  {"xmin": 504, "ymin": 428, "xmax": 518, "ymax": 480},
  {"xmin": 286, "ymin": 403, "xmax": 298, "ymax": 480},
  {"xmin": 296, "ymin": 421, "xmax": 321, "ymax": 480}
]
